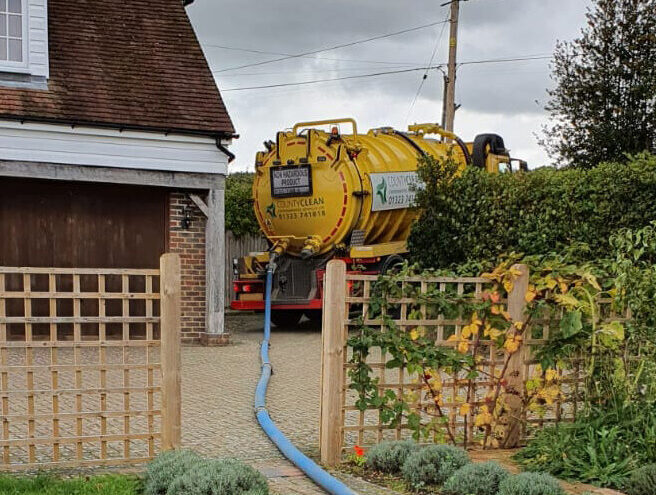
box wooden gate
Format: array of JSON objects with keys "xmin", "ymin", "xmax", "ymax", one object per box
[{"xmin": 0, "ymin": 254, "xmax": 181, "ymax": 471}]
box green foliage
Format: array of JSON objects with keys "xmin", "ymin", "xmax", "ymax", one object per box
[
  {"xmin": 624, "ymin": 464, "xmax": 656, "ymax": 495},
  {"xmin": 226, "ymin": 173, "xmax": 260, "ymax": 237},
  {"xmin": 401, "ymin": 445, "xmax": 470, "ymax": 489},
  {"xmin": 144, "ymin": 449, "xmax": 203, "ymax": 495},
  {"xmin": 497, "ymin": 472, "xmax": 565, "ymax": 495},
  {"xmin": 611, "ymin": 222, "xmax": 656, "ymax": 351},
  {"xmin": 167, "ymin": 458, "xmax": 268, "ymax": 495},
  {"xmin": 442, "ymin": 461, "xmax": 510, "ymax": 495},
  {"xmin": 542, "ymin": 0, "xmax": 656, "ymax": 168},
  {"xmin": 365, "ymin": 440, "xmax": 419, "ymax": 474},
  {"xmin": 0, "ymin": 474, "xmax": 141, "ymax": 495},
  {"xmin": 515, "ymin": 404, "xmax": 656, "ymax": 488},
  {"xmin": 408, "ymin": 153, "xmax": 656, "ymax": 269}
]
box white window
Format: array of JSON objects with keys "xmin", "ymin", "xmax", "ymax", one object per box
[{"xmin": 0, "ymin": 0, "xmax": 26, "ymax": 66}]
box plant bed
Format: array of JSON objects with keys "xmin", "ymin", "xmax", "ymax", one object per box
[{"xmin": 339, "ymin": 443, "xmax": 628, "ymax": 495}]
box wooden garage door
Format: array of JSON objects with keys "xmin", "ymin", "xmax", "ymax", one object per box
[{"xmin": 0, "ymin": 178, "xmax": 167, "ymax": 269}]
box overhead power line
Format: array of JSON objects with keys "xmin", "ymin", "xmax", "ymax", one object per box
[
  {"xmin": 205, "ymin": 43, "xmax": 422, "ymax": 68},
  {"xmin": 458, "ymin": 55, "xmax": 551, "ymax": 66},
  {"xmin": 219, "ymin": 55, "xmax": 552, "ymax": 92},
  {"xmin": 406, "ymin": 10, "xmax": 451, "ymax": 122},
  {"xmin": 221, "ymin": 66, "xmax": 442, "ymax": 92},
  {"xmin": 214, "ymin": 19, "xmax": 450, "ymax": 73}
]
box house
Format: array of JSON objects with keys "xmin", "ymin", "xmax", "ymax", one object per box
[{"xmin": 0, "ymin": 0, "xmax": 235, "ymax": 344}]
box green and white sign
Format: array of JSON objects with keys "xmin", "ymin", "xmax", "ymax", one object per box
[{"xmin": 369, "ymin": 172, "xmax": 421, "ymax": 212}]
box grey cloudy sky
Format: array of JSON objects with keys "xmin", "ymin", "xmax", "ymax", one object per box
[{"xmin": 187, "ymin": 0, "xmax": 592, "ymax": 171}]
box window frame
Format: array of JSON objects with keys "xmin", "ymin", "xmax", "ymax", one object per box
[{"xmin": 0, "ymin": 0, "xmax": 30, "ymax": 73}]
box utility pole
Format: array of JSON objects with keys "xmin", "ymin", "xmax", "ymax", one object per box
[{"xmin": 444, "ymin": 0, "xmax": 461, "ymax": 133}]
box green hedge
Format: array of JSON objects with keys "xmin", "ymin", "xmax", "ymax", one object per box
[
  {"xmin": 407, "ymin": 153, "xmax": 656, "ymax": 269},
  {"xmin": 226, "ymin": 173, "xmax": 260, "ymax": 238}
]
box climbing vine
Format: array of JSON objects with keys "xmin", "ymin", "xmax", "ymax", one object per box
[{"xmin": 347, "ymin": 258, "xmax": 624, "ymax": 449}]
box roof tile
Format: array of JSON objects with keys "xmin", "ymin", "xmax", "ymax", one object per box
[{"xmin": 0, "ymin": 0, "xmax": 234, "ymax": 135}]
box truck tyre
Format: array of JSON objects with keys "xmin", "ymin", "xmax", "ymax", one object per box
[
  {"xmin": 472, "ymin": 134, "xmax": 506, "ymax": 169},
  {"xmin": 270, "ymin": 310, "xmax": 304, "ymax": 328},
  {"xmin": 381, "ymin": 254, "xmax": 405, "ymax": 274},
  {"xmin": 304, "ymin": 310, "xmax": 322, "ymax": 326}
]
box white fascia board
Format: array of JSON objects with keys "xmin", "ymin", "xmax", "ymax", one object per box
[{"xmin": 0, "ymin": 119, "xmax": 229, "ymax": 174}]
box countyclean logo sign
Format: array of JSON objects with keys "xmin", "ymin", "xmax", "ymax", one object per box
[{"xmin": 369, "ymin": 172, "xmax": 421, "ymax": 212}]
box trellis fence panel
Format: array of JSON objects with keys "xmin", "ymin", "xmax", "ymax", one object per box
[
  {"xmin": 0, "ymin": 254, "xmax": 181, "ymax": 471},
  {"xmin": 319, "ymin": 260, "xmax": 630, "ymax": 465}
]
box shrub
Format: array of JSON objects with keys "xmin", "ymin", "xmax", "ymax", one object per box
[
  {"xmin": 226, "ymin": 173, "xmax": 260, "ymax": 237},
  {"xmin": 624, "ymin": 464, "xmax": 656, "ymax": 495},
  {"xmin": 442, "ymin": 461, "xmax": 510, "ymax": 495},
  {"xmin": 167, "ymin": 458, "xmax": 269, "ymax": 495},
  {"xmin": 401, "ymin": 444, "xmax": 470, "ymax": 489},
  {"xmin": 365, "ymin": 440, "xmax": 419, "ymax": 474},
  {"xmin": 144, "ymin": 449, "xmax": 203, "ymax": 495},
  {"xmin": 497, "ymin": 472, "xmax": 565, "ymax": 495},
  {"xmin": 408, "ymin": 153, "xmax": 656, "ymax": 269}
]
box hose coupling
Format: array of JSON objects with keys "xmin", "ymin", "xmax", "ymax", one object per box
[
  {"xmin": 272, "ymin": 239, "xmax": 289, "ymax": 257},
  {"xmin": 300, "ymin": 236, "xmax": 322, "ymax": 260}
]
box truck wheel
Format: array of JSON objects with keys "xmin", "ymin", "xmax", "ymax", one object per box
[
  {"xmin": 304, "ymin": 310, "xmax": 322, "ymax": 326},
  {"xmin": 270, "ymin": 310, "xmax": 304, "ymax": 328},
  {"xmin": 472, "ymin": 134, "xmax": 507, "ymax": 169},
  {"xmin": 381, "ymin": 255, "xmax": 405, "ymax": 275}
]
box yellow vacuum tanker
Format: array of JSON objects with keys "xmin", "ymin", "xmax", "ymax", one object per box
[{"xmin": 232, "ymin": 118, "xmax": 523, "ymax": 326}]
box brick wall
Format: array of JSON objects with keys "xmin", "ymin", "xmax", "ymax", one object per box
[{"xmin": 168, "ymin": 192, "xmax": 206, "ymax": 343}]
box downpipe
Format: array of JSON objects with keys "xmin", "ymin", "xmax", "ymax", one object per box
[{"xmin": 254, "ymin": 254, "xmax": 356, "ymax": 495}]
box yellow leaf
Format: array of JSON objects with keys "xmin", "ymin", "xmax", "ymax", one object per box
[
  {"xmin": 545, "ymin": 277, "xmax": 557, "ymax": 290},
  {"xmin": 503, "ymin": 279, "xmax": 514, "ymax": 293},
  {"xmin": 461, "ymin": 325, "xmax": 473, "ymax": 339},
  {"xmin": 409, "ymin": 329, "xmax": 420, "ymax": 341},
  {"xmin": 554, "ymin": 293, "xmax": 580, "ymax": 309},
  {"xmin": 447, "ymin": 334, "xmax": 459, "ymax": 342},
  {"xmin": 583, "ymin": 272, "xmax": 601, "ymax": 291},
  {"xmin": 471, "ymin": 312, "xmax": 482, "ymax": 326},
  {"xmin": 545, "ymin": 368, "xmax": 558, "ymax": 382},
  {"xmin": 504, "ymin": 335, "xmax": 522, "ymax": 354},
  {"xmin": 525, "ymin": 286, "xmax": 537, "ymax": 303},
  {"xmin": 459, "ymin": 403, "xmax": 471, "ymax": 416},
  {"xmin": 508, "ymin": 267, "xmax": 522, "ymax": 278},
  {"xmin": 457, "ymin": 341, "xmax": 470, "ymax": 354}
]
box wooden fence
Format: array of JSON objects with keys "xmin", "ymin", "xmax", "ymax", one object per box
[
  {"xmin": 224, "ymin": 231, "xmax": 268, "ymax": 306},
  {"xmin": 0, "ymin": 254, "xmax": 181, "ymax": 471},
  {"xmin": 319, "ymin": 260, "xmax": 629, "ymax": 465}
]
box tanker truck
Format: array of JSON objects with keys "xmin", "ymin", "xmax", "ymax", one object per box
[{"xmin": 231, "ymin": 118, "xmax": 524, "ymax": 326}]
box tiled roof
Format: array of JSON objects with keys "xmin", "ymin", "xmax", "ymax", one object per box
[{"xmin": 0, "ymin": 0, "xmax": 234, "ymax": 136}]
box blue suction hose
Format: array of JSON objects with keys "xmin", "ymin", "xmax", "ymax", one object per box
[{"xmin": 254, "ymin": 256, "xmax": 357, "ymax": 495}]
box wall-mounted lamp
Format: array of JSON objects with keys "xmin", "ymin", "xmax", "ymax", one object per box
[{"xmin": 181, "ymin": 206, "xmax": 193, "ymax": 230}]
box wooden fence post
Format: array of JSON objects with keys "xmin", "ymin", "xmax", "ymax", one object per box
[
  {"xmin": 320, "ymin": 260, "xmax": 347, "ymax": 466},
  {"xmin": 503, "ymin": 263, "xmax": 529, "ymax": 448},
  {"xmin": 160, "ymin": 253, "xmax": 182, "ymax": 450}
]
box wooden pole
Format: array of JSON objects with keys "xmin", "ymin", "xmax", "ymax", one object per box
[
  {"xmin": 205, "ymin": 187, "xmax": 226, "ymax": 340},
  {"xmin": 320, "ymin": 260, "xmax": 347, "ymax": 466},
  {"xmin": 444, "ymin": 0, "xmax": 460, "ymax": 133},
  {"xmin": 503, "ymin": 263, "xmax": 529, "ymax": 448},
  {"xmin": 160, "ymin": 253, "xmax": 182, "ymax": 450}
]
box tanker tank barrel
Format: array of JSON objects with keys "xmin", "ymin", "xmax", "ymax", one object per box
[{"xmin": 252, "ymin": 118, "xmax": 508, "ymax": 259}]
